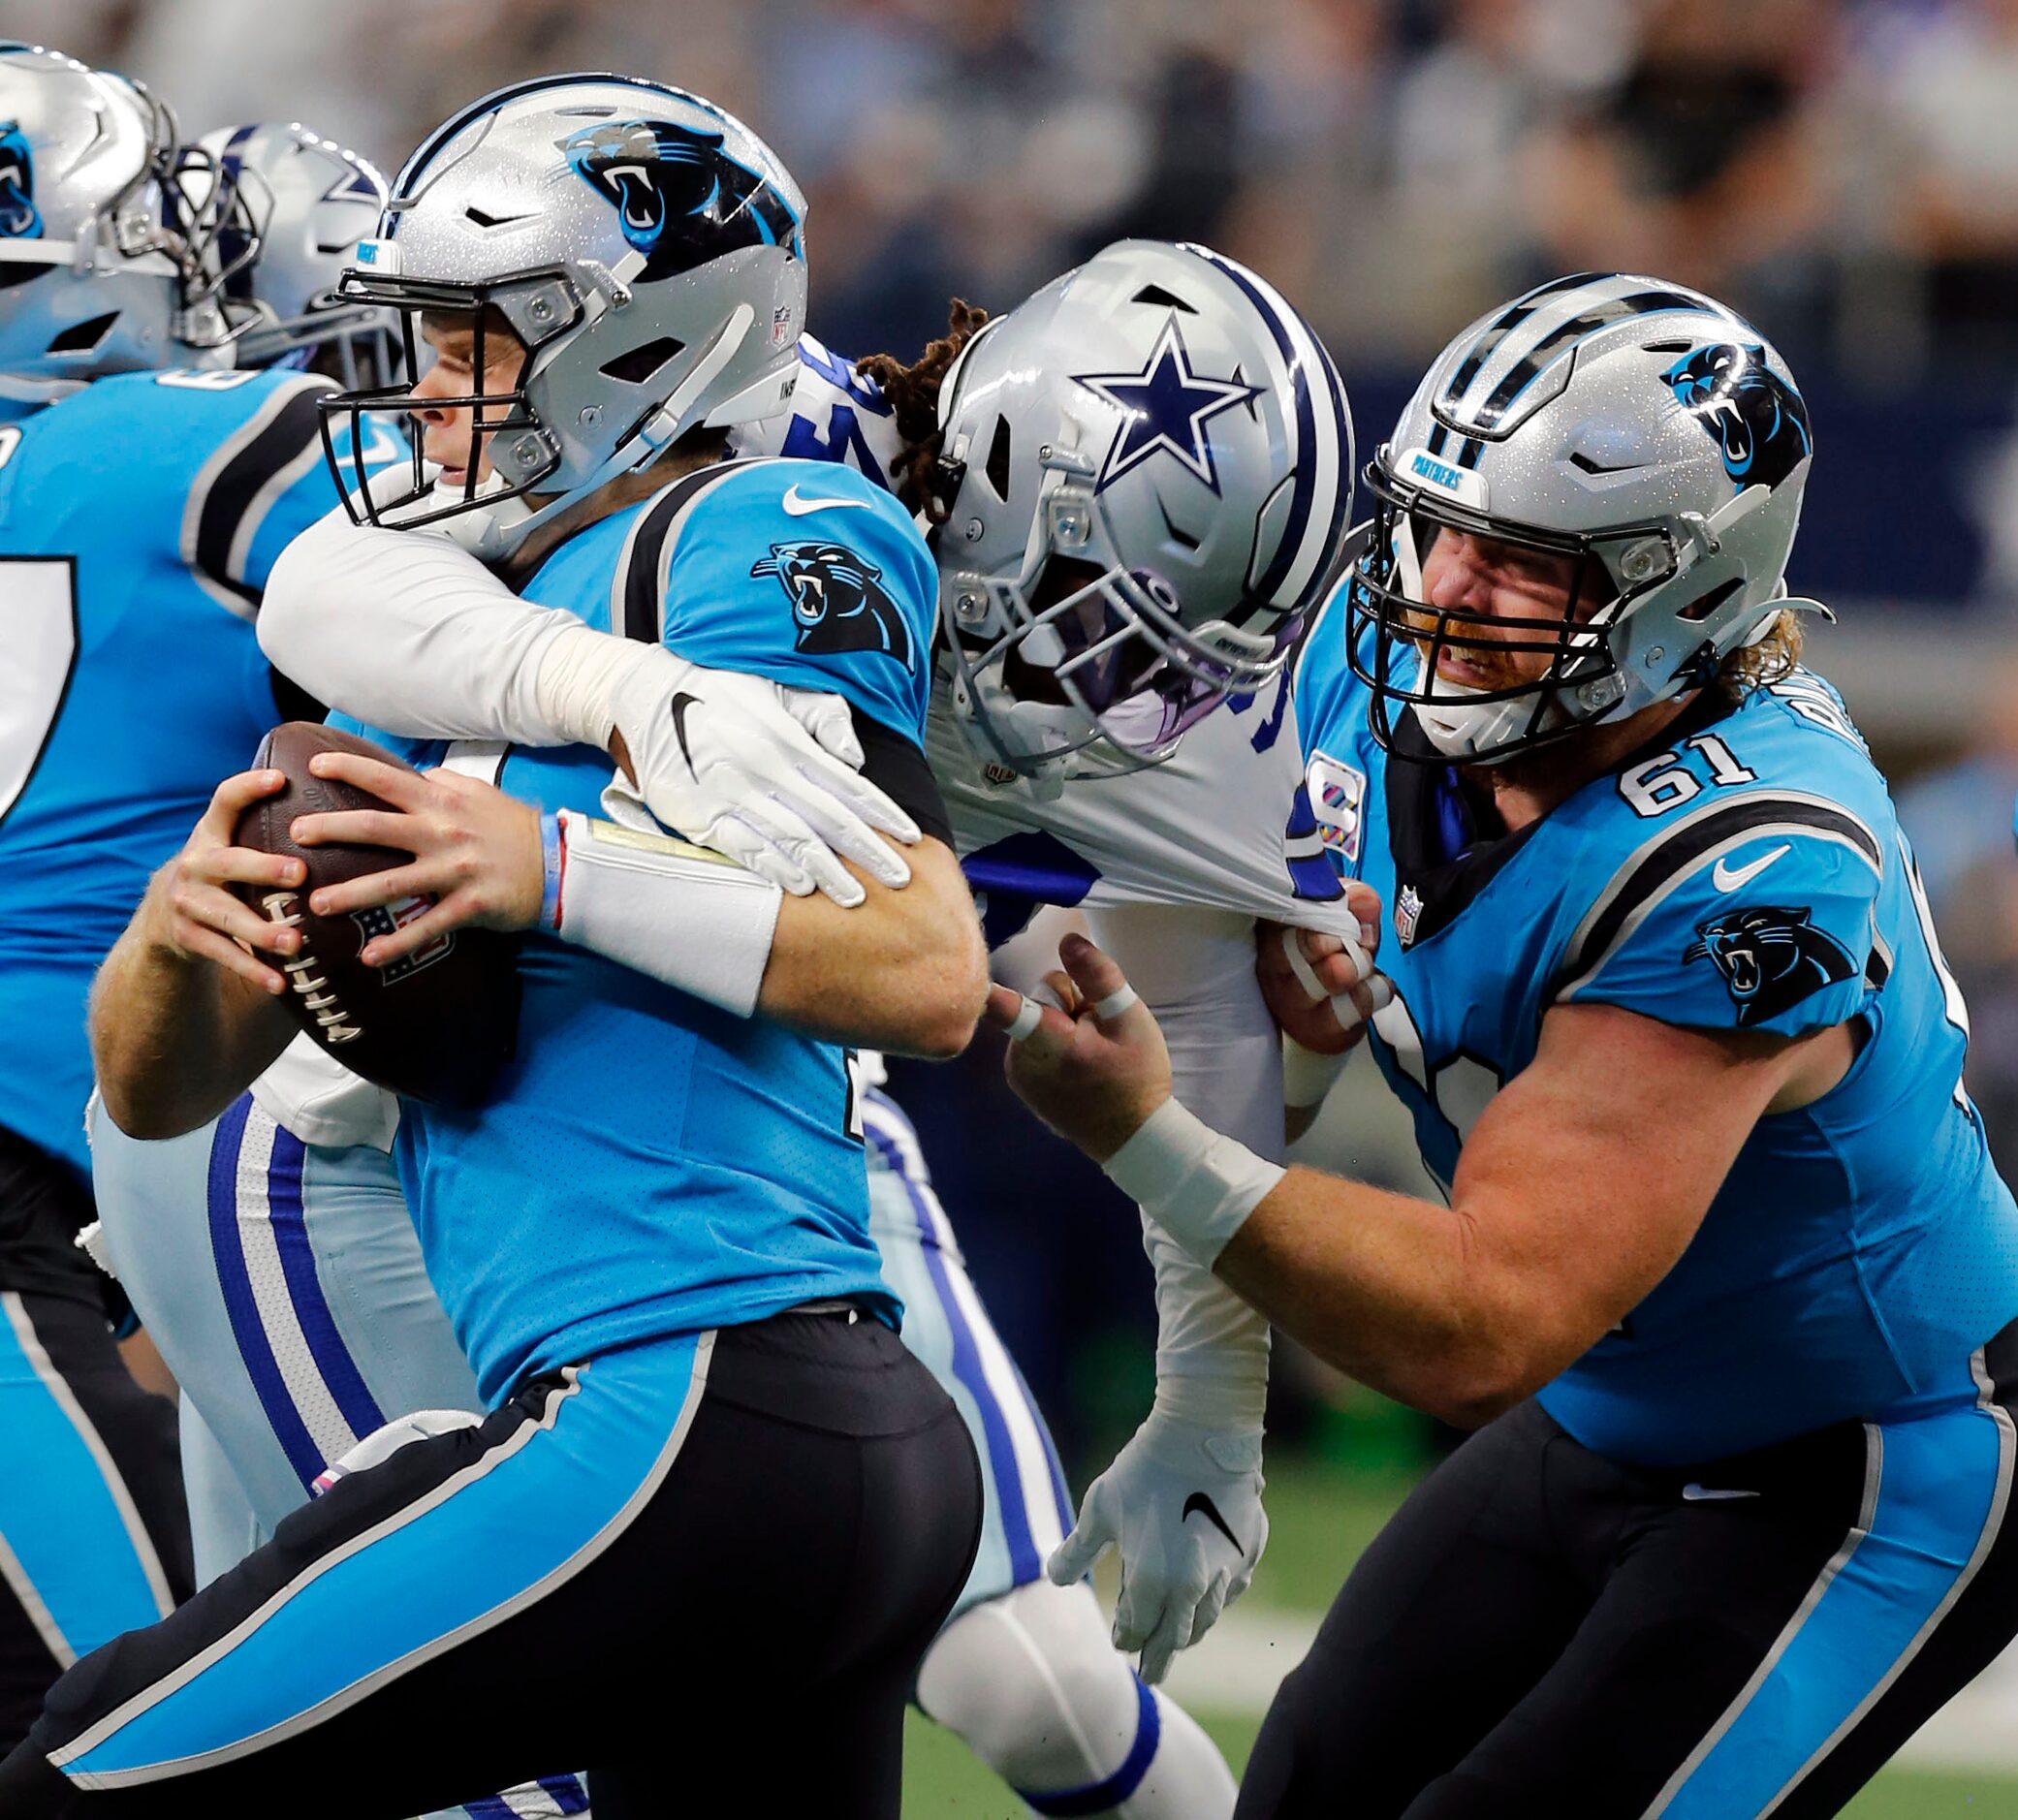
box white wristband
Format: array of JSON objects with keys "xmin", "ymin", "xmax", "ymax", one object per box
[
  {"xmin": 546, "ymin": 809, "xmax": 782, "ymax": 1018},
  {"xmin": 1103, "ymin": 1098, "xmax": 1285, "ymax": 1268},
  {"xmin": 1282, "ymin": 1034, "xmax": 1350, "ymax": 1110},
  {"xmin": 535, "ymin": 622, "xmax": 663, "ymax": 750}
]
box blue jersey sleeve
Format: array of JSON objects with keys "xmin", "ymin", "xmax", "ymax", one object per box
[
  {"xmin": 650, "ymin": 460, "xmax": 937, "ymax": 743},
  {"xmin": 1554, "ymin": 812, "xmax": 1885, "ymax": 1039},
  {"xmin": 128, "ymin": 368, "xmax": 393, "ymax": 609}
]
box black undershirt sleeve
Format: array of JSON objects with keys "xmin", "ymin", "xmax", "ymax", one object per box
[{"xmin": 851, "ymin": 707, "xmax": 953, "ymax": 850}]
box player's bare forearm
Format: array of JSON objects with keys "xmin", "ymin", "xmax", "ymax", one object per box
[
  {"xmin": 90, "ymin": 911, "xmax": 293, "ymax": 1140},
  {"xmin": 758, "ymin": 835, "xmax": 987, "ymax": 1058},
  {"xmin": 1213, "ymin": 1005, "xmax": 1800, "ymax": 1426}
]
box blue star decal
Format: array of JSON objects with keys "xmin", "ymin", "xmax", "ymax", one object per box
[{"xmin": 1072, "ymin": 318, "xmax": 1263, "ymax": 495}]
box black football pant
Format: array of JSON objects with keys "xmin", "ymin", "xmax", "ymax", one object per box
[
  {"xmin": 0, "ymin": 1308, "xmax": 983, "ymax": 1817},
  {"xmin": 1241, "ymin": 1318, "xmax": 2018, "ymax": 1819},
  {"xmin": 0, "ymin": 1129, "xmax": 192, "ymax": 1754}
]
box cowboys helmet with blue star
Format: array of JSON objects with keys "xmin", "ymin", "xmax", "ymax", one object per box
[
  {"xmin": 931, "ymin": 237, "xmax": 1354, "ymax": 775},
  {"xmin": 192, "ymin": 122, "xmax": 398, "ymax": 389},
  {"xmin": 0, "ymin": 43, "xmax": 235, "ymax": 405},
  {"xmin": 320, "ymin": 72, "xmax": 806, "ymax": 558}
]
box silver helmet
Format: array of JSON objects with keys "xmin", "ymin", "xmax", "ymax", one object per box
[
  {"xmin": 196, "ymin": 122, "xmax": 398, "ymax": 385},
  {"xmin": 1350, "ymin": 271, "xmax": 1819, "ymax": 765},
  {"xmin": 931, "ymin": 239, "xmax": 1354, "ymax": 774},
  {"xmin": 0, "ymin": 43, "xmax": 230, "ymax": 400},
  {"xmin": 321, "ymin": 73, "xmax": 807, "ymax": 557}
]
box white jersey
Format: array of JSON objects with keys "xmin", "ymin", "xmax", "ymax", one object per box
[{"xmin": 737, "ymin": 335, "xmax": 1360, "ymax": 950}]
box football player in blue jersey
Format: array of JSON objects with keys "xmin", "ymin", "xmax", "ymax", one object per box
[
  {"xmin": 252, "ymin": 239, "xmax": 1356, "ymax": 1815},
  {"xmin": 989, "ymin": 273, "xmax": 2018, "ymax": 1818},
  {"xmin": 79, "ymin": 118, "xmax": 591, "ymax": 1820},
  {"xmin": 0, "ymin": 44, "xmax": 403, "ymax": 1757},
  {"xmin": 2, "ymin": 76, "xmax": 987, "ymax": 1818}
]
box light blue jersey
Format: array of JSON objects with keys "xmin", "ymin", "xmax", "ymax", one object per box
[
  {"xmin": 339, "ymin": 457, "xmax": 936, "ymax": 1403},
  {"xmin": 1295, "ymin": 599, "xmax": 2018, "ymax": 1464},
  {"xmin": 0, "ymin": 367, "xmax": 384, "ymax": 1180}
]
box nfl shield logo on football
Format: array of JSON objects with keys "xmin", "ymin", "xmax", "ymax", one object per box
[
  {"xmin": 1396, "ymin": 885, "xmax": 1424, "ymax": 946},
  {"xmin": 1305, "ymin": 752, "xmax": 1366, "ymax": 863},
  {"xmin": 350, "ymin": 895, "xmax": 456, "ymax": 984}
]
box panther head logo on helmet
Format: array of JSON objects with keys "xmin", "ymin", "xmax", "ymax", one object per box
[
  {"xmin": 751, "ymin": 541, "xmax": 913, "ymax": 666},
  {"xmin": 0, "ymin": 122, "xmax": 41, "ymax": 238},
  {"xmin": 1684, "ymin": 904, "xmax": 1857, "ymax": 1026},
  {"xmin": 559, "ymin": 120, "xmax": 798, "ymax": 281},
  {"xmin": 1661, "ymin": 342, "xmax": 1812, "ymax": 491}
]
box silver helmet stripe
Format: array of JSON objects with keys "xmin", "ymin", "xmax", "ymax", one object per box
[{"xmin": 1187, "ymin": 245, "xmax": 1351, "ymax": 612}]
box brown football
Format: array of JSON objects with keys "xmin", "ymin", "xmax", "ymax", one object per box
[{"xmin": 231, "ymin": 721, "xmax": 519, "ymax": 1108}]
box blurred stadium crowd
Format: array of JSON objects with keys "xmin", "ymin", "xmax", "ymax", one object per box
[
  {"xmin": 29, "ymin": 0, "xmax": 2018, "ymax": 375},
  {"xmin": 23, "ymin": 0, "xmax": 2018, "ymax": 1475}
]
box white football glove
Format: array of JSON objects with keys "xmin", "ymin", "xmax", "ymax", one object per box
[
  {"xmin": 599, "ymin": 644, "xmax": 923, "ymax": 907},
  {"xmin": 1047, "ymin": 1411, "xmax": 1268, "ymax": 1685}
]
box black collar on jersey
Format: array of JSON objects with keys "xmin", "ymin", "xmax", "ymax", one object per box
[{"xmin": 1384, "ymin": 688, "xmax": 1738, "ymax": 951}]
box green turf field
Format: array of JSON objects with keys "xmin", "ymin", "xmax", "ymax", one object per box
[{"xmin": 899, "ymin": 1454, "xmax": 2018, "ymax": 1816}]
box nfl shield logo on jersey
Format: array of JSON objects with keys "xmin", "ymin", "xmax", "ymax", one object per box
[
  {"xmin": 1396, "ymin": 885, "xmax": 1424, "ymax": 947},
  {"xmin": 1305, "ymin": 752, "xmax": 1366, "ymax": 863}
]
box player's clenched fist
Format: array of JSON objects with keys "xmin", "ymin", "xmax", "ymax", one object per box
[
  {"xmin": 138, "ymin": 769, "xmax": 305, "ymax": 992},
  {"xmin": 1256, "ymin": 891, "xmax": 1392, "ymax": 1059}
]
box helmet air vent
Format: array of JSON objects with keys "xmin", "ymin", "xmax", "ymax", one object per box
[
  {"xmin": 983, "ymin": 415, "xmax": 1013, "ymax": 502},
  {"xmin": 46, "ymin": 311, "xmax": 117, "ymax": 354},
  {"xmin": 1130, "ymin": 283, "xmax": 1196, "ymax": 314},
  {"xmin": 600, "ymin": 335, "xmax": 684, "ymax": 385}
]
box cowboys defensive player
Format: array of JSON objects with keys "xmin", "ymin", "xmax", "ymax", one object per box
[
  {"xmin": 989, "ymin": 273, "xmax": 2018, "ymax": 1819},
  {"xmin": 0, "ymin": 44, "xmax": 392, "ymax": 1753},
  {"xmin": 1, "ymin": 75, "xmax": 984, "ymax": 1817},
  {"xmin": 255, "ymin": 237, "xmax": 1361, "ymax": 1815}
]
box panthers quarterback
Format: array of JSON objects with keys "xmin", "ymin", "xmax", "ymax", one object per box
[
  {"xmin": 1, "ymin": 75, "xmax": 987, "ymax": 1817},
  {"xmin": 0, "ymin": 43, "xmax": 404, "ymax": 1755},
  {"xmin": 253, "ymin": 233, "xmax": 1364, "ymax": 1814},
  {"xmin": 990, "ymin": 273, "xmax": 2018, "ymax": 1818}
]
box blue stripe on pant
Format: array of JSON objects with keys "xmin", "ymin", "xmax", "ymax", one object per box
[
  {"xmin": 55, "ymin": 1331, "xmax": 709, "ymax": 1789},
  {"xmin": 1654, "ymin": 1352, "xmax": 2017, "ymax": 1816},
  {"xmin": 205, "ymin": 1097, "xmax": 387, "ymax": 1495},
  {"xmin": 863, "ymin": 1090, "xmax": 1073, "ymax": 1618},
  {"xmin": 0, "ymin": 1294, "xmax": 174, "ymax": 1670}
]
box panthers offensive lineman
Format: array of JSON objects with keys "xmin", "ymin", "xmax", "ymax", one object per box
[
  {"xmin": 0, "ymin": 45, "xmax": 398, "ymax": 1752},
  {"xmin": 990, "ymin": 274, "xmax": 2018, "ymax": 1818},
  {"xmin": 256, "ymin": 241, "xmax": 1365, "ymax": 1814},
  {"xmin": 1, "ymin": 75, "xmax": 986, "ymax": 1817}
]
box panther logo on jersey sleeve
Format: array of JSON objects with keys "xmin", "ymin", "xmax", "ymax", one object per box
[
  {"xmin": 1661, "ymin": 343, "xmax": 1812, "ymax": 490},
  {"xmin": 751, "ymin": 540, "xmax": 914, "ymax": 665},
  {"xmin": 1684, "ymin": 904, "xmax": 1856, "ymax": 1025},
  {"xmin": 558, "ymin": 120, "xmax": 796, "ymax": 281},
  {"xmin": 0, "ymin": 122, "xmax": 41, "ymax": 238}
]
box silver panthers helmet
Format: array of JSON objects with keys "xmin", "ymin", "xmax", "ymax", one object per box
[
  {"xmin": 1350, "ymin": 271, "xmax": 1819, "ymax": 765},
  {"xmin": 322, "ymin": 73, "xmax": 807, "ymax": 557},
  {"xmin": 196, "ymin": 123, "xmax": 398, "ymax": 385},
  {"xmin": 0, "ymin": 43, "xmax": 230, "ymax": 400},
  {"xmin": 931, "ymin": 239, "xmax": 1354, "ymax": 774}
]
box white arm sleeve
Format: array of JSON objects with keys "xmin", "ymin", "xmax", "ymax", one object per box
[
  {"xmin": 1082, "ymin": 901, "xmax": 1276, "ymax": 1429},
  {"xmin": 260, "ymin": 508, "xmax": 578, "ymax": 741}
]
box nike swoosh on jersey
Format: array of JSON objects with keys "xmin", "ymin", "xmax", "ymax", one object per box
[
  {"xmin": 668, "ymin": 691, "xmax": 701, "ymax": 781},
  {"xmin": 1182, "ymin": 1491, "xmax": 1245, "ymax": 1552},
  {"xmin": 1712, "ymin": 844, "xmax": 1791, "ymax": 893},
  {"xmin": 781, "ymin": 483, "xmax": 871, "ymax": 517},
  {"xmin": 1681, "ymin": 1483, "xmax": 1762, "ymax": 1501}
]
